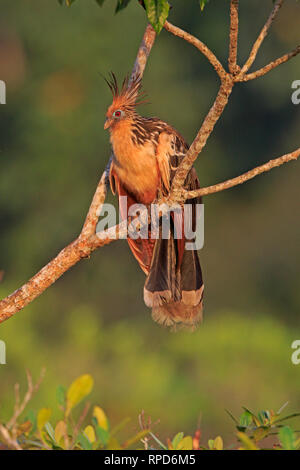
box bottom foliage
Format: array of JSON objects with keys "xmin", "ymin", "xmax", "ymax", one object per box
[{"xmin": 0, "ymin": 372, "xmax": 299, "ymax": 450}]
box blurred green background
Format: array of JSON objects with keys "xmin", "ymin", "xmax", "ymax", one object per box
[{"xmin": 0, "ymin": 0, "xmax": 299, "ymax": 445}]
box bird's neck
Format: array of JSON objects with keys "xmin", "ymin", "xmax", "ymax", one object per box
[{"xmin": 109, "ymin": 115, "xmax": 159, "ymax": 204}]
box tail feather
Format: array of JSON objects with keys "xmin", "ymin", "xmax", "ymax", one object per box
[{"xmin": 144, "ymin": 226, "xmax": 204, "ymax": 330}]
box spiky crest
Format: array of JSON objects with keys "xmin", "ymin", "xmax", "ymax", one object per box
[{"xmin": 105, "ymin": 72, "xmax": 148, "ymax": 114}]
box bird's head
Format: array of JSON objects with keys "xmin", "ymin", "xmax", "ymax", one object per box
[{"xmin": 104, "ymin": 72, "xmax": 147, "ymax": 131}]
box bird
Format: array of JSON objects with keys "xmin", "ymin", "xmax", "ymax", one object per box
[{"xmin": 104, "ymin": 73, "xmax": 204, "ymax": 329}]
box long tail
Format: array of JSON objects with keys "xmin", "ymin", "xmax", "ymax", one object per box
[
  {"xmin": 111, "ymin": 164, "xmax": 204, "ymax": 329},
  {"xmin": 143, "ymin": 219, "xmax": 204, "ymax": 330}
]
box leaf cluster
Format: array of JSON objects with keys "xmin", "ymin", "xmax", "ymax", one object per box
[
  {"xmin": 1, "ymin": 372, "xmax": 300, "ymax": 450},
  {"xmin": 57, "ymin": 0, "xmax": 211, "ymax": 33}
]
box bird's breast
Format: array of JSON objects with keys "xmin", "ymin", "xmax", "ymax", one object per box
[{"xmin": 111, "ymin": 130, "xmax": 159, "ymax": 205}]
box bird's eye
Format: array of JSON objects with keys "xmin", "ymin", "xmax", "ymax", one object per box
[{"xmin": 113, "ymin": 110, "xmax": 123, "ymax": 118}]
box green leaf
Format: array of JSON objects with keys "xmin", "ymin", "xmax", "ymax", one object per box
[
  {"xmin": 37, "ymin": 408, "xmax": 52, "ymax": 431},
  {"xmin": 241, "ymin": 407, "xmax": 261, "ymax": 427},
  {"xmin": 115, "ymin": 0, "xmax": 132, "ymax": 13},
  {"xmin": 199, "ymin": 0, "xmax": 209, "ymax": 11},
  {"xmin": 239, "ymin": 411, "xmax": 253, "ymax": 428},
  {"xmin": 92, "ymin": 417, "xmax": 110, "ymax": 446},
  {"xmin": 177, "ymin": 436, "xmax": 193, "ymax": 450},
  {"xmin": 66, "ymin": 374, "xmax": 94, "ymax": 416},
  {"xmin": 93, "ymin": 406, "xmax": 109, "ymax": 431},
  {"xmin": 144, "ymin": 0, "xmax": 170, "ymax": 34},
  {"xmin": 95, "ymin": 0, "xmax": 106, "ymax": 5},
  {"xmin": 279, "ymin": 426, "xmax": 296, "ymax": 450},
  {"xmin": 45, "ymin": 422, "xmax": 56, "ymax": 443},
  {"xmin": 84, "ymin": 425, "xmax": 96, "ymax": 443},
  {"xmin": 208, "ymin": 439, "xmax": 214, "ymax": 450},
  {"xmin": 257, "ymin": 410, "xmax": 270, "ymax": 426},
  {"xmin": 78, "ymin": 433, "xmax": 93, "ymax": 450},
  {"xmin": 172, "ymin": 432, "xmax": 184, "ymax": 449},
  {"xmin": 213, "ymin": 436, "xmax": 223, "ymax": 450}
]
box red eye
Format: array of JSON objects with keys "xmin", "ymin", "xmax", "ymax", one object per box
[{"xmin": 113, "ymin": 110, "xmax": 122, "ymax": 118}]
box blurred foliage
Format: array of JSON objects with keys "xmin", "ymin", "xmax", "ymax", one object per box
[
  {"xmin": 0, "ymin": 0, "xmax": 299, "ymax": 443},
  {"xmin": 1, "ymin": 371, "xmax": 300, "ymax": 450}
]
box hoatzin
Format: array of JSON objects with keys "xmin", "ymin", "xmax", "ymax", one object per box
[{"xmin": 104, "ymin": 73, "xmax": 204, "ymax": 328}]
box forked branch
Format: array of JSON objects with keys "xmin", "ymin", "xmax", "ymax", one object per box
[
  {"xmin": 241, "ymin": 0, "xmax": 284, "ymax": 74},
  {"xmin": 228, "ymin": 0, "xmax": 240, "ymax": 74},
  {"xmin": 239, "ymin": 45, "xmax": 300, "ymax": 82}
]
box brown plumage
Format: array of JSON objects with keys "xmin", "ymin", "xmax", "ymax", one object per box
[{"xmin": 104, "ymin": 73, "xmax": 204, "ymax": 329}]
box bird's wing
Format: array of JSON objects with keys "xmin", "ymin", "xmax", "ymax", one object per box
[
  {"xmin": 110, "ymin": 161, "xmax": 156, "ymax": 275},
  {"xmin": 154, "ymin": 124, "xmax": 201, "ymax": 267}
]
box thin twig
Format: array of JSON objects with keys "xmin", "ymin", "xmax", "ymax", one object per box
[
  {"xmin": 0, "ymin": 424, "xmax": 22, "ymax": 450},
  {"xmin": 7, "ymin": 369, "xmax": 46, "ymax": 430},
  {"xmin": 0, "ymin": 370, "xmax": 46, "ymax": 451},
  {"xmin": 241, "ymin": 0, "xmax": 284, "ymax": 74},
  {"xmin": 228, "ymin": 0, "xmax": 240, "ymax": 74},
  {"xmin": 184, "ymin": 148, "xmax": 300, "ymax": 199},
  {"xmin": 164, "ymin": 20, "xmax": 227, "ymax": 81},
  {"xmin": 70, "ymin": 402, "xmax": 90, "ymax": 449},
  {"xmin": 239, "ymin": 45, "xmax": 300, "ymax": 82}
]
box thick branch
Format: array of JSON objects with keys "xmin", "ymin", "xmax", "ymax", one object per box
[
  {"xmin": 184, "ymin": 148, "xmax": 300, "ymax": 199},
  {"xmin": 169, "ymin": 76, "xmax": 234, "ymax": 200},
  {"xmin": 239, "ymin": 45, "xmax": 300, "ymax": 82},
  {"xmin": 130, "ymin": 23, "xmax": 156, "ymax": 83},
  {"xmin": 164, "ymin": 20, "xmax": 227, "ymax": 81},
  {"xmin": 228, "ymin": 0, "xmax": 240, "ymax": 74},
  {"xmin": 241, "ymin": 0, "xmax": 284, "ymax": 74},
  {"xmin": 81, "ymin": 172, "xmax": 108, "ymax": 240}
]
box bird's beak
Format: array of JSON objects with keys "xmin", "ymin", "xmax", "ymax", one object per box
[{"xmin": 104, "ymin": 118, "xmax": 112, "ymax": 130}]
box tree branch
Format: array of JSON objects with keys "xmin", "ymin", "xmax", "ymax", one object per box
[
  {"xmin": 169, "ymin": 76, "xmax": 234, "ymax": 201},
  {"xmin": 184, "ymin": 148, "xmax": 300, "ymax": 199},
  {"xmin": 241, "ymin": 0, "xmax": 284, "ymax": 74},
  {"xmin": 228, "ymin": 0, "xmax": 240, "ymax": 75},
  {"xmin": 0, "ymin": 369, "xmax": 45, "ymax": 450},
  {"xmin": 238, "ymin": 45, "xmax": 300, "ymax": 82},
  {"xmin": 164, "ymin": 20, "xmax": 228, "ymax": 81}
]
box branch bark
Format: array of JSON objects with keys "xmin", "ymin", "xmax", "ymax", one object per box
[
  {"xmin": 184, "ymin": 148, "xmax": 300, "ymax": 199},
  {"xmin": 241, "ymin": 0, "xmax": 284, "ymax": 74},
  {"xmin": 164, "ymin": 20, "xmax": 227, "ymax": 81},
  {"xmin": 228, "ymin": 0, "xmax": 240, "ymax": 74},
  {"xmin": 239, "ymin": 45, "xmax": 300, "ymax": 82},
  {"xmin": 169, "ymin": 76, "xmax": 234, "ymax": 201}
]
